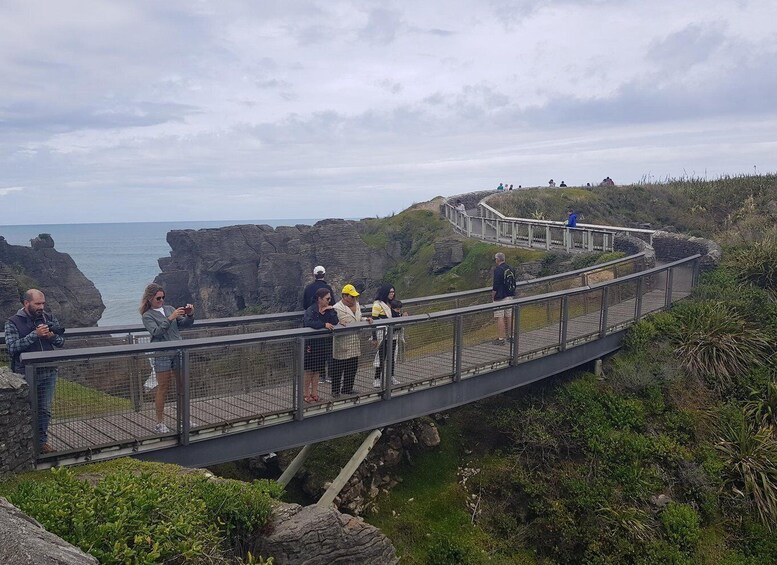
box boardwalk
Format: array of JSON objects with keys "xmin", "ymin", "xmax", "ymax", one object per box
[{"xmin": 38, "ymin": 266, "xmax": 690, "ymax": 464}]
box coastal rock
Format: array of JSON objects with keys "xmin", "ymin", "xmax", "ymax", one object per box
[
  {"xmin": 250, "ymin": 502, "xmax": 397, "ymax": 565},
  {"xmin": 0, "ymin": 236, "xmax": 105, "ymax": 327},
  {"xmin": 430, "ymin": 240, "xmax": 464, "ymax": 274},
  {"xmin": 0, "ymin": 497, "xmax": 98, "ymax": 564},
  {"xmin": 154, "ymin": 220, "xmax": 392, "ymax": 318}
]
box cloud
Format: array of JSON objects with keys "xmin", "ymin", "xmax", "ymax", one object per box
[{"xmin": 0, "ymin": 186, "xmax": 24, "ymax": 196}]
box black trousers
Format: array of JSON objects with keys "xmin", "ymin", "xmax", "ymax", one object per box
[
  {"xmin": 374, "ymin": 339, "xmax": 397, "ymax": 381},
  {"xmin": 331, "ymin": 356, "xmax": 359, "ymax": 394}
]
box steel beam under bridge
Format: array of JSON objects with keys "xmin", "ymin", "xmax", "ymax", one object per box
[{"xmin": 137, "ymin": 331, "xmax": 625, "ymax": 468}]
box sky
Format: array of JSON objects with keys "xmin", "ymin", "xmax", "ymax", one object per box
[{"xmin": 2, "ymin": 0, "xmax": 776, "ymax": 225}]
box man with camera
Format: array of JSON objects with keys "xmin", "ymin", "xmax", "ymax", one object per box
[{"xmin": 4, "ymin": 289, "xmax": 65, "ymax": 454}]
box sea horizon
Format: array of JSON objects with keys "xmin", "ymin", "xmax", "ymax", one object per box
[{"xmin": 0, "ymin": 219, "xmax": 330, "ymax": 326}]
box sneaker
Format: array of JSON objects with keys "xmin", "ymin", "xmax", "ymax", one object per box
[
  {"xmin": 392, "ymin": 377, "xmax": 401, "ymax": 385},
  {"xmin": 373, "ymin": 379, "xmax": 381, "ymax": 388},
  {"xmin": 153, "ymin": 422, "xmax": 171, "ymax": 434},
  {"xmin": 40, "ymin": 442, "xmax": 55, "ymax": 454},
  {"xmin": 493, "ymin": 338, "xmax": 506, "ymax": 345}
]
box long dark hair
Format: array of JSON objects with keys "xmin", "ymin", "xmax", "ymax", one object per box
[{"xmin": 374, "ymin": 284, "xmax": 395, "ymax": 303}]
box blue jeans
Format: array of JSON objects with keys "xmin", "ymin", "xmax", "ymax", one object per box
[{"xmin": 26, "ymin": 369, "xmax": 57, "ymax": 446}]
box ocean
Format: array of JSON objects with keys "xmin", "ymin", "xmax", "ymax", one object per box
[{"xmin": 0, "ymin": 220, "xmax": 319, "ymax": 326}]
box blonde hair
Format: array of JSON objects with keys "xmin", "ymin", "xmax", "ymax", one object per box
[{"xmin": 139, "ymin": 283, "xmax": 165, "ymax": 315}]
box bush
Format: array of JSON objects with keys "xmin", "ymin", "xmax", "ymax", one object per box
[
  {"xmin": 716, "ymin": 411, "xmax": 777, "ymax": 530},
  {"xmin": 729, "ymin": 236, "xmax": 777, "ymax": 291},
  {"xmin": 660, "ymin": 502, "xmax": 701, "ymax": 550},
  {"xmin": 624, "ymin": 320, "xmax": 658, "ymax": 353},
  {"xmin": 2, "ymin": 461, "xmax": 280, "ymax": 564},
  {"xmin": 670, "ymin": 301, "xmax": 769, "ymax": 394},
  {"xmin": 425, "ymin": 534, "xmax": 474, "ymax": 565}
]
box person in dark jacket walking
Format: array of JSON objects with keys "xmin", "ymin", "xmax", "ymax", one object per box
[
  {"xmin": 4, "ymin": 289, "xmax": 65, "ymax": 453},
  {"xmin": 302, "ymin": 266, "xmax": 335, "ymax": 309},
  {"xmin": 303, "ymin": 287, "xmax": 338, "ymax": 403}
]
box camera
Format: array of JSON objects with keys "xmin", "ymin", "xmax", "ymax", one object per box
[
  {"xmin": 182, "ymin": 305, "xmax": 193, "ymax": 315},
  {"xmin": 35, "ymin": 318, "xmax": 65, "ymax": 335}
]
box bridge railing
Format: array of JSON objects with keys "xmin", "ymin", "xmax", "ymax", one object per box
[
  {"xmin": 0, "ymin": 253, "xmax": 648, "ymax": 363},
  {"xmin": 20, "ymin": 255, "xmax": 699, "ymax": 464},
  {"xmin": 443, "ymin": 201, "xmax": 618, "ymax": 252}
]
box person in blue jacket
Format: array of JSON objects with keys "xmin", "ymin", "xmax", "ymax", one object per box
[
  {"xmin": 566, "ymin": 209, "xmax": 577, "ymax": 228},
  {"xmin": 302, "ymin": 287, "xmax": 338, "ymax": 402}
]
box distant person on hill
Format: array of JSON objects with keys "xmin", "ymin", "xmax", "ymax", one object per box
[
  {"xmin": 332, "ymin": 284, "xmax": 371, "ymax": 397},
  {"xmin": 492, "ymin": 253, "xmax": 516, "ymax": 345},
  {"xmin": 497, "ymin": 182, "xmax": 504, "ymax": 191},
  {"xmin": 455, "ymin": 199, "xmax": 467, "ymax": 213},
  {"xmin": 566, "ymin": 209, "xmax": 577, "ymax": 228},
  {"xmin": 548, "ymin": 179, "xmax": 556, "ymax": 187},
  {"xmin": 559, "ymin": 181, "xmax": 567, "ymax": 187},
  {"xmin": 302, "ymin": 266, "xmax": 334, "ymax": 310},
  {"xmin": 303, "ymin": 287, "xmax": 338, "ymax": 403},
  {"xmin": 371, "ymin": 284, "xmax": 405, "ymax": 388},
  {"xmin": 509, "ymin": 184, "xmax": 514, "ymax": 190},
  {"xmin": 5, "ymin": 289, "xmax": 65, "ymax": 454},
  {"xmin": 140, "ymin": 283, "xmax": 195, "ymax": 434}
]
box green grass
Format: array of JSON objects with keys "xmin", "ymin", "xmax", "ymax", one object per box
[
  {"xmin": 366, "ymin": 421, "xmax": 538, "ymax": 564},
  {"xmin": 53, "ymin": 379, "xmax": 133, "ymax": 419}
]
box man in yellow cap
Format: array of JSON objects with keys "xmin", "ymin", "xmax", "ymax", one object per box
[{"xmin": 331, "ymin": 284, "xmax": 371, "ymax": 396}]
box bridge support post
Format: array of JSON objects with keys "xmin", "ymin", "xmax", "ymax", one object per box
[
  {"xmin": 25, "ymin": 365, "xmax": 40, "ymax": 458},
  {"xmin": 635, "ymin": 278, "xmax": 644, "ymax": 321},
  {"xmin": 665, "ymin": 268, "xmax": 674, "ymax": 308},
  {"xmin": 599, "ymin": 287, "xmax": 609, "ymax": 338},
  {"xmin": 528, "ymin": 225, "xmax": 534, "ymax": 247},
  {"xmin": 594, "ymin": 359, "xmax": 603, "ymax": 377},
  {"xmin": 560, "ymin": 296, "xmax": 569, "ymax": 351},
  {"xmin": 295, "ymin": 337, "xmax": 305, "ymax": 421},
  {"xmin": 317, "ymin": 429, "xmax": 383, "ymax": 508},
  {"xmin": 545, "ymin": 226, "xmax": 551, "ymax": 250},
  {"xmin": 511, "ymin": 305, "xmax": 520, "ymax": 365},
  {"xmin": 277, "ymin": 443, "xmax": 313, "ymax": 487},
  {"xmin": 382, "ymin": 325, "xmax": 395, "ymax": 401},
  {"xmin": 453, "ymin": 316, "xmax": 463, "ymax": 382},
  {"xmin": 180, "ymin": 350, "xmax": 191, "ymax": 445}
]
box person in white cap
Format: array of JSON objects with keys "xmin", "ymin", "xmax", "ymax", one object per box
[{"xmin": 302, "ymin": 265, "xmax": 334, "ymax": 310}]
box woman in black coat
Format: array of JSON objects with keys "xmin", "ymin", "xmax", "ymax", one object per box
[{"xmin": 302, "ymin": 287, "xmax": 338, "ymax": 402}]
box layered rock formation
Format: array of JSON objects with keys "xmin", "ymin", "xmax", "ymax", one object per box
[
  {"xmin": 0, "ymin": 235, "xmax": 104, "ymax": 327},
  {"xmin": 154, "ymin": 220, "xmax": 398, "ymax": 318}
]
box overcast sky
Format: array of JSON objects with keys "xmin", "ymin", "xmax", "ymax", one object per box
[{"xmin": 2, "ymin": 0, "xmax": 776, "ymax": 225}]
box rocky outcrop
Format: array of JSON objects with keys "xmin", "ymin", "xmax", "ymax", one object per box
[
  {"xmin": 0, "ymin": 497, "xmax": 98, "ymax": 565},
  {"xmin": 154, "ymin": 220, "xmax": 394, "ymax": 318},
  {"xmin": 0, "ymin": 236, "xmax": 104, "ymax": 327},
  {"xmin": 430, "ymin": 240, "xmax": 464, "ymax": 274},
  {"xmin": 652, "ymin": 231, "xmax": 722, "ymax": 271},
  {"xmin": 250, "ymin": 502, "xmax": 397, "ymax": 565},
  {"xmin": 0, "ymin": 368, "xmax": 34, "ymax": 480},
  {"xmin": 613, "ymin": 233, "xmax": 657, "ymax": 268}
]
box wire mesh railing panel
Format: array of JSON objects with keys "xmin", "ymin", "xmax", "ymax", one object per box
[
  {"xmin": 62, "ymin": 334, "xmax": 134, "ymax": 351},
  {"xmin": 641, "ymin": 271, "xmax": 667, "ymax": 315},
  {"xmin": 517, "ymin": 298, "xmax": 562, "ymax": 356},
  {"xmin": 188, "ymin": 339, "xmax": 297, "ymax": 422},
  {"xmin": 41, "ymin": 352, "xmax": 164, "ymax": 452},
  {"xmin": 548, "ymin": 226, "xmax": 566, "ymax": 246},
  {"xmin": 605, "ymin": 280, "xmax": 639, "ymax": 329},
  {"xmin": 459, "ymin": 309, "xmax": 511, "ymax": 372},
  {"xmin": 670, "ymin": 264, "xmax": 695, "ymax": 299},
  {"xmin": 566, "ymin": 290, "xmax": 604, "ymax": 343},
  {"xmin": 389, "ymin": 318, "xmax": 455, "ymax": 386}
]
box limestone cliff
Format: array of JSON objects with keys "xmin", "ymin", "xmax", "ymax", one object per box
[
  {"xmin": 154, "ymin": 219, "xmax": 403, "ymax": 318},
  {"xmin": 0, "ymin": 235, "xmax": 104, "ymax": 328}
]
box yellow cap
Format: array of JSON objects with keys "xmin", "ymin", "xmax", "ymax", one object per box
[{"xmin": 342, "ymin": 284, "xmax": 360, "ymax": 297}]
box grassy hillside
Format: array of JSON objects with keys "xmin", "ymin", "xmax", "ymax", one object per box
[
  {"xmin": 365, "ymin": 175, "xmax": 777, "ymax": 564},
  {"xmin": 490, "ymin": 174, "xmax": 777, "ymax": 237}
]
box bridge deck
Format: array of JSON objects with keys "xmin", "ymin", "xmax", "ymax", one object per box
[{"xmin": 45, "ymin": 287, "xmax": 678, "ymax": 455}]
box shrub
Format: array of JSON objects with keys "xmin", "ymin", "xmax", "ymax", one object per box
[
  {"xmin": 729, "ymin": 236, "xmax": 777, "ymax": 291},
  {"xmin": 2, "ymin": 462, "xmax": 280, "ymax": 564},
  {"xmin": 660, "ymin": 502, "xmax": 701, "ymax": 550},
  {"xmin": 670, "ymin": 301, "xmax": 769, "ymax": 394},
  {"xmin": 425, "ymin": 534, "xmax": 474, "ymax": 565},
  {"xmin": 716, "ymin": 411, "xmax": 777, "ymax": 530},
  {"xmin": 624, "ymin": 319, "xmax": 658, "ymax": 353}
]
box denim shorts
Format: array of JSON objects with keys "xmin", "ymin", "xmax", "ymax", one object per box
[{"xmin": 152, "ymin": 354, "xmax": 178, "ymax": 372}]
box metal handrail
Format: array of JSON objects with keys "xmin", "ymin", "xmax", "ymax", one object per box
[
  {"xmin": 1, "ymin": 252, "xmax": 646, "ymax": 346},
  {"xmin": 20, "ymin": 254, "xmax": 696, "ymax": 366}
]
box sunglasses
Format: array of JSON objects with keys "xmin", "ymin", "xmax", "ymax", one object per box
[{"xmin": 153, "ymin": 295, "xmax": 165, "ymax": 301}]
